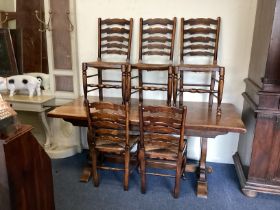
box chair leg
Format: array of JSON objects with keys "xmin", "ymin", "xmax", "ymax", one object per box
[
  {"xmin": 138, "ymin": 147, "xmax": 146, "ymax": 193},
  {"xmin": 139, "ymin": 70, "xmax": 143, "ymax": 103},
  {"xmin": 173, "ymin": 67, "xmax": 178, "ymax": 107},
  {"xmin": 124, "ymin": 146, "xmax": 130, "ymax": 191},
  {"xmin": 91, "ymin": 146, "xmax": 100, "ymax": 187},
  {"xmin": 98, "ymin": 69, "xmax": 103, "ymax": 101},
  {"xmin": 126, "ymin": 65, "xmax": 132, "ymax": 103},
  {"xmin": 174, "ymin": 152, "xmax": 183, "ymax": 198},
  {"xmin": 179, "ymin": 71, "xmax": 184, "ymax": 107},
  {"xmin": 217, "ymin": 67, "xmax": 225, "ymax": 115},
  {"xmin": 167, "ymin": 66, "xmax": 173, "ymax": 106},
  {"xmin": 209, "ymin": 71, "xmax": 216, "ymax": 108},
  {"xmin": 121, "ymin": 65, "xmax": 126, "ymax": 104}
]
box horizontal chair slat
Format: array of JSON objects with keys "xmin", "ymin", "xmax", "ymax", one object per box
[
  {"xmin": 184, "ymin": 37, "xmax": 216, "ymax": 43},
  {"xmin": 143, "ymin": 43, "xmax": 171, "ymax": 50},
  {"xmin": 101, "ymin": 43, "xmax": 128, "ymax": 49},
  {"xmin": 180, "ymin": 88, "xmax": 218, "ymax": 93},
  {"xmin": 94, "ymin": 121, "xmax": 126, "ymax": 130},
  {"xmin": 142, "ymin": 50, "xmax": 170, "ymax": 56},
  {"xmin": 101, "ymin": 27, "xmax": 130, "ymax": 34},
  {"xmin": 102, "ymin": 36, "xmax": 129, "ymax": 43},
  {"xmin": 101, "ymin": 18, "xmax": 131, "ymax": 25},
  {"xmin": 142, "ymin": 36, "xmax": 172, "ymax": 43},
  {"xmin": 143, "ymin": 28, "xmax": 173, "ymax": 34},
  {"xmin": 184, "ymin": 44, "xmax": 215, "ymax": 50},
  {"xmin": 101, "ymin": 49, "xmax": 128, "ymax": 55},
  {"xmin": 185, "ymin": 18, "xmax": 218, "ymax": 26},
  {"xmin": 185, "ymin": 28, "xmax": 217, "ymax": 34},
  {"xmin": 88, "ymin": 84, "xmax": 123, "ymax": 89},
  {"xmin": 183, "ymin": 51, "xmax": 214, "ymax": 56},
  {"xmin": 95, "ymin": 129, "xmax": 126, "ymax": 137},
  {"xmin": 143, "ymin": 18, "xmax": 174, "ymax": 26}
]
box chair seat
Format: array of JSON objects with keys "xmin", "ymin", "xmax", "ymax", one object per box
[
  {"xmin": 177, "ymin": 64, "xmax": 221, "ymax": 72},
  {"xmin": 86, "ymin": 61, "xmax": 129, "ymax": 69},
  {"xmin": 132, "ymin": 63, "xmax": 171, "ymax": 71},
  {"xmin": 96, "ymin": 135, "xmax": 139, "ymax": 153}
]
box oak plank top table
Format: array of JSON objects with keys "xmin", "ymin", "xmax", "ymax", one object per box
[{"xmin": 48, "ymin": 96, "xmax": 246, "ymax": 198}]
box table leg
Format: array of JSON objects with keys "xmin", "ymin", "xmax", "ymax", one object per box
[
  {"xmin": 80, "ymin": 165, "xmax": 92, "ymax": 182},
  {"xmin": 197, "ymin": 137, "xmax": 208, "ymax": 198},
  {"xmin": 38, "ymin": 111, "xmax": 52, "ymax": 149}
]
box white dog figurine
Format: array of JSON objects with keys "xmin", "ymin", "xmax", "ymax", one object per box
[
  {"xmin": 24, "ymin": 72, "xmax": 50, "ymax": 91},
  {"xmin": 0, "ymin": 75, "xmax": 42, "ymax": 97}
]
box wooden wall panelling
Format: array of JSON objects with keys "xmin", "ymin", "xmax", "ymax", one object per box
[
  {"xmin": 55, "ymin": 75, "xmax": 74, "ymax": 92},
  {"xmin": 16, "ymin": 0, "xmax": 48, "ymax": 73},
  {"xmin": 0, "ymin": 29, "xmax": 18, "ymax": 76},
  {"xmin": 46, "ymin": 0, "xmax": 79, "ymax": 98},
  {"xmin": 50, "ymin": 0, "xmax": 72, "ymax": 70}
]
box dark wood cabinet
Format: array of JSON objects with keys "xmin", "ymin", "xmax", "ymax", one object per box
[
  {"xmin": 0, "ymin": 125, "xmax": 55, "ymax": 210},
  {"xmin": 233, "ymin": 0, "xmax": 280, "ymax": 197}
]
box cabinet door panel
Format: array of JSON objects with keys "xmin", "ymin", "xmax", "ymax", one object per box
[{"xmin": 50, "ymin": 0, "xmax": 72, "ymax": 70}]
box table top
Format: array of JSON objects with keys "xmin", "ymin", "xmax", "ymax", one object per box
[
  {"xmin": 2, "ymin": 94, "xmax": 55, "ymax": 104},
  {"xmin": 48, "ymin": 96, "xmax": 246, "ymax": 136}
]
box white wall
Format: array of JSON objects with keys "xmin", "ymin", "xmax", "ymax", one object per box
[
  {"xmin": 76, "ymin": 0, "xmax": 257, "ymax": 163},
  {"xmin": 0, "ymin": 0, "xmax": 15, "ymax": 11}
]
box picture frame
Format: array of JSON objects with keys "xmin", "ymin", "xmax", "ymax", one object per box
[{"xmin": 0, "ymin": 28, "xmax": 18, "ymax": 77}]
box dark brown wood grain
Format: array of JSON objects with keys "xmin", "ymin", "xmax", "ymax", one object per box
[
  {"xmin": 16, "ymin": 0, "xmax": 48, "ymax": 73},
  {"xmin": 47, "ymin": 96, "xmax": 245, "ymax": 198},
  {"xmin": 129, "ymin": 18, "xmax": 176, "ymax": 106},
  {"xmin": 101, "ymin": 18, "xmax": 130, "ymax": 25},
  {"xmin": 143, "ymin": 18, "xmax": 174, "ymax": 26},
  {"xmin": 85, "ymin": 101, "xmax": 138, "ymax": 190},
  {"xmin": 138, "ymin": 104, "xmax": 187, "ymax": 198},
  {"xmin": 185, "ymin": 18, "xmax": 218, "ymax": 26},
  {"xmin": 184, "ymin": 28, "xmax": 217, "ymax": 34},
  {"xmin": 264, "ymin": 0, "xmax": 280, "ymax": 86},
  {"xmin": 0, "ymin": 125, "xmax": 55, "ymax": 210},
  {"xmin": 83, "ymin": 18, "xmax": 133, "ymax": 103},
  {"xmin": 174, "ymin": 17, "xmax": 223, "ymax": 115},
  {"xmin": 234, "ymin": 0, "xmax": 280, "ymax": 197},
  {"xmin": 47, "ymin": 96, "xmax": 246, "ymax": 135}
]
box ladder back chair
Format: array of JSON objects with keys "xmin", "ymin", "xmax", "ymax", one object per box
[
  {"xmin": 128, "ymin": 18, "xmax": 176, "ymax": 106},
  {"xmin": 173, "ymin": 17, "xmax": 224, "ymax": 115},
  {"xmin": 85, "ymin": 101, "xmax": 138, "ymax": 190},
  {"xmin": 138, "ymin": 104, "xmax": 187, "ymax": 198},
  {"xmin": 82, "ymin": 18, "xmax": 133, "ymax": 103}
]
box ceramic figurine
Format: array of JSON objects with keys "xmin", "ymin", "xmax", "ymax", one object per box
[
  {"xmin": 24, "ymin": 72, "xmax": 50, "ymax": 90},
  {"xmin": 0, "ymin": 75, "xmax": 42, "ymax": 97}
]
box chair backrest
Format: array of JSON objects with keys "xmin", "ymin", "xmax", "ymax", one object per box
[
  {"xmin": 98, "ymin": 18, "xmax": 133, "ymax": 62},
  {"xmin": 180, "ymin": 17, "xmax": 221, "ymax": 65},
  {"xmin": 85, "ymin": 100, "xmax": 129, "ymax": 149},
  {"xmin": 139, "ymin": 104, "xmax": 187, "ymax": 157},
  {"xmin": 138, "ymin": 18, "xmax": 176, "ymax": 64}
]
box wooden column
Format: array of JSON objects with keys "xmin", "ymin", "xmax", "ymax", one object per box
[{"xmin": 234, "ymin": 0, "xmax": 280, "ymax": 197}]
